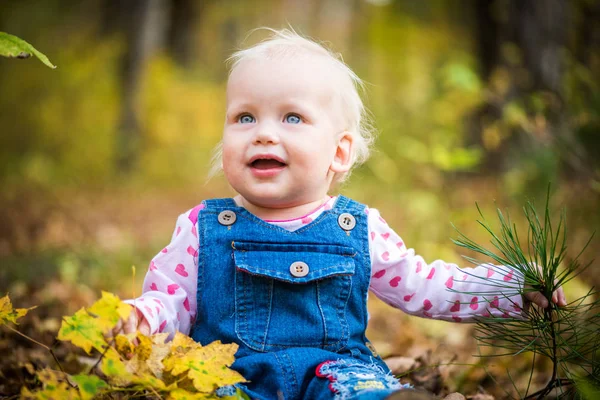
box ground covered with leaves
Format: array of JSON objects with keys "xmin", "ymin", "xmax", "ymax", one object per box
[
  {"xmin": 1, "ymin": 185, "xmax": 598, "ymax": 399},
  {"xmin": 0, "ymin": 286, "xmax": 544, "ymax": 400},
  {"xmin": 1, "ymin": 291, "xmax": 247, "ymax": 399}
]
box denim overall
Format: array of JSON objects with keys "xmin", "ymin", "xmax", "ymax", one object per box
[{"xmin": 190, "ymin": 196, "xmax": 406, "ymax": 399}]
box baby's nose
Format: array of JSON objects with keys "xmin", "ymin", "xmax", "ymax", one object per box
[{"xmin": 253, "ymin": 123, "xmax": 280, "ymax": 144}]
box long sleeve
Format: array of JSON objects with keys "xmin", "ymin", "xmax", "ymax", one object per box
[
  {"xmin": 125, "ymin": 203, "xmax": 205, "ymax": 335},
  {"xmin": 366, "ymin": 207, "xmax": 524, "ymax": 322}
]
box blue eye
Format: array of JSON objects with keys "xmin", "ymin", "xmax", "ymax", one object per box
[
  {"xmin": 285, "ymin": 114, "xmax": 302, "ymax": 124},
  {"xmin": 239, "ymin": 114, "xmax": 255, "ymax": 124}
]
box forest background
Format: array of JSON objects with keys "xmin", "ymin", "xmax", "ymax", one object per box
[{"xmin": 1, "ymin": 0, "xmax": 599, "ymax": 398}]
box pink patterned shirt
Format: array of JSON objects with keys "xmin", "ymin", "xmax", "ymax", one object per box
[{"xmin": 128, "ymin": 197, "xmax": 524, "ymax": 336}]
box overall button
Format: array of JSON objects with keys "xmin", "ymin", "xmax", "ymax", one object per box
[
  {"xmin": 218, "ymin": 210, "xmax": 237, "ymax": 226},
  {"xmin": 290, "ymin": 261, "xmax": 309, "ymax": 277},
  {"xmin": 338, "ymin": 213, "xmax": 356, "ymax": 231}
]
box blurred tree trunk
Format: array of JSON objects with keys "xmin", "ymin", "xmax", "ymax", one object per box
[
  {"xmin": 513, "ymin": 0, "xmax": 567, "ymax": 94},
  {"xmin": 117, "ymin": 0, "xmax": 166, "ymax": 173},
  {"xmin": 101, "ymin": 0, "xmax": 167, "ymax": 173},
  {"xmin": 571, "ymin": 0, "xmax": 600, "ymax": 173},
  {"xmin": 217, "ymin": 17, "xmax": 239, "ymax": 80},
  {"xmin": 103, "ymin": 0, "xmax": 203, "ymax": 173},
  {"xmin": 473, "ymin": 0, "xmax": 499, "ymax": 83},
  {"xmin": 167, "ymin": 0, "xmax": 204, "ymax": 68},
  {"xmin": 469, "ymin": 0, "xmax": 572, "ymax": 174},
  {"xmin": 575, "ymin": 0, "xmax": 600, "ymax": 68}
]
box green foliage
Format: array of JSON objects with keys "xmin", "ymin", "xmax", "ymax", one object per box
[
  {"xmin": 1, "ymin": 292, "xmax": 246, "ymax": 399},
  {"xmin": 363, "ymin": 9, "xmax": 484, "ymax": 185},
  {"xmin": 0, "ymin": 34, "xmax": 121, "ymax": 188},
  {"xmin": 452, "ymin": 189, "xmax": 599, "ymax": 398},
  {"xmin": 576, "ymin": 376, "xmax": 600, "ymax": 400},
  {"xmin": 0, "ymin": 32, "xmax": 56, "ymax": 68}
]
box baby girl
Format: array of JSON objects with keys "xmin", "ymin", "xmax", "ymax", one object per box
[{"xmin": 117, "ymin": 28, "xmax": 566, "ymax": 400}]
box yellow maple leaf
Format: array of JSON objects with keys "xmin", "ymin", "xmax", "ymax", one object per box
[
  {"xmin": 21, "ymin": 368, "xmax": 79, "ymax": 400},
  {"xmin": 131, "ymin": 372, "xmax": 170, "ymax": 391},
  {"xmin": 57, "ymin": 307, "xmax": 108, "ymax": 354},
  {"xmin": 137, "ymin": 332, "xmax": 171, "ymax": 378},
  {"xmin": 168, "ymin": 388, "xmax": 218, "ymax": 399},
  {"xmin": 170, "ymin": 331, "xmax": 201, "ymax": 353},
  {"xmin": 148, "ymin": 341, "xmax": 171, "ymax": 377},
  {"xmin": 152, "ymin": 332, "xmax": 170, "ymax": 344},
  {"xmin": 167, "ymin": 386, "xmax": 247, "ymax": 400},
  {"xmin": 163, "ymin": 338, "xmax": 245, "ymax": 393},
  {"xmin": 20, "ymin": 384, "xmax": 78, "ymax": 400},
  {"xmin": 100, "ymin": 347, "xmax": 133, "ymax": 386},
  {"xmin": 114, "ymin": 330, "xmax": 171, "ymax": 381},
  {"xmin": 133, "ymin": 332, "xmax": 153, "ymax": 361},
  {"xmin": 0, "ymin": 294, "xmax": 36, "ymax": 325},
  {"xmin": 112, "ymin": 332, "xmax": 172, "ymax": 391},
  {"xmin": 70, "ymin": 374, "xmax": 108, "ymax": 400},
  {"xmin": 87, "ymin": 291, "xmax": 132, "ymax": 332},
  {"xmin": 58, "ymin": 292, "xmax": 133, "ymax": 354},
  {"xmin": 114, "ymin": 333, "xmax": 134, "ymax": 357},
  {"xmin": 126, "ymin": 332, "xmax": 170, "ymax": 387}
]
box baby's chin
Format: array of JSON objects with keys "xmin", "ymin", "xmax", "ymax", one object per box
[
  {"xmin": 234, "ymin": 193, "xmax": 301, "ymax": 210},
  {"xmin": 234, "ymin": 192, "xmax": 327, "ymax": 219}
]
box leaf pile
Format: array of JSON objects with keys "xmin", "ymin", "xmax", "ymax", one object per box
[{"xmin": 0, "ymin": 292, "xmax": 246, "ymax": 399}]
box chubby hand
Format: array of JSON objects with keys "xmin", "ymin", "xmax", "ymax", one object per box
[
  {"xmin": 109, "ymin": 308, "xmax": 151, "ymax": 338},
  {"xmin": 523, "ymin": 276, "xmax": 567, "ymax": 309}
]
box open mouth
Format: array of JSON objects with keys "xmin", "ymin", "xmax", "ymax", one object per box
[
  {"xmin": 250, "ymin": 159, "xmax": 287, "ymax": 169},
  {"xmin": 248, "ymin": 155, "xmax": 287, "ymax": 170}
]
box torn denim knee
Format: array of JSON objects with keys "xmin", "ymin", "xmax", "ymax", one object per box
[{"xmin": 315, "ymin": 359, "xmax": 412, "ymax": 399}]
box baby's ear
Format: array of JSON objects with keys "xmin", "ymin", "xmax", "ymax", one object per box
[{"xmin": 330, "ymin": 131, "xmax": 353, "ymax": 173}]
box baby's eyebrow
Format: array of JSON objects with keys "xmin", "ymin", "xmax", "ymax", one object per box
[
  {"xmin": 225, "ymin": 103, "xmax": 253, "ymax": 117},
  {"xmin": 227, "ymin": 100, "xmax": 255, "ymax": 110},
  {"xmin": 280, "ymin": 101, "xmax": 316, "ymax": 116}
]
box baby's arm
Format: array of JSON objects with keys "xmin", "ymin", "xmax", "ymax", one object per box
[
  {"xmin": 366, "ymin": 207, "xmax": 525, "ymax": 321},
  {"xmin": 120, "ymin": 203, "xmax": 204, "ymax": 335}
]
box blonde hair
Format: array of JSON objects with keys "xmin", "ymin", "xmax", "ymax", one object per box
[{"xmin": 210, "ymin": 27, "xmax": 375, "ymax": 184}]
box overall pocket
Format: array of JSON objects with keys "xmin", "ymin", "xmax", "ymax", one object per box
[{"xmin": 232, "ymin": 241, "xmax": 356, "ymax": 353}]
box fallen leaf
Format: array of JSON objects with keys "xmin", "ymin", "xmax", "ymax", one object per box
[
  {"xmin": 114, "ymin": 334, "xmax": 134, "ymax": 358},
  {"xmin": 100, "ymin": 347, "xmax": 133, "ymax": 386},
  {"xmin": 87, "ymin": 291, "xmax": 132, "ymax": 332},
  {"xmin": 168, "ymin": 388, "xmax": 214, "ymax": 399},
  {"xmin": 0, "ymin": 294, "xmax": 36, "ymax": 325},
  {"xmin": 444, "ymin": 393, "xmax": 466, "ymax": 400},
  {"xmin": 163, "ymin": 335, "xmax": 245, "ymax": 393},
  {"xmin": 21, "ymin": 368, "xmax": 78, "ymax": 399},
  {"xmin": 70, "ymin": 374, "xmax": 108, "ymax": 400},
  {"xmin": 57, "ymin": 308, "xmax": 107, "ymax": 354},
  {"xmin": 384, "ymin": 356, "xmax": 417, "ymax": 375}
]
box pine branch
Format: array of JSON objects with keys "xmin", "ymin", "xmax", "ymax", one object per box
[{"xmin": 453, "ymin": 187, "xmax": 599, "ymax": 398}]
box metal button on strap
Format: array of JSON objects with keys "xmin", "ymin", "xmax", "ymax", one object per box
[
  {"xmin": 365, "ymin": 341, "xmax": 379, "ymax": 357},
  {"xmin": 218, "ymin": 210, "xmax": 237, "ymax": 226},
  {"xmin": 338, "ymin": 213, "xmax": 356, "ymax": 231},
  {"xmin": 290, "ymin": 261, "xmax": 309, "ymax": 278}
]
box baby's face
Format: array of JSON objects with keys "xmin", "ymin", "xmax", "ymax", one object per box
[{"xmin": 222, "ymin": 55, "xmax": 349, "ymax": 209}]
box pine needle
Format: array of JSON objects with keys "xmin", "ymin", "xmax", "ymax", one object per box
[{"xmin": 453, "ymin": 186, "xmax": 599, "ymax": 398}]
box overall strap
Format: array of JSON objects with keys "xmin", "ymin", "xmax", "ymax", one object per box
[
  {"xmin": 334, "ymin": 195, "xmax": 366, "ymax": 215},
  {"xmin": 201, "ymin": 198, "xmax": 237, "ymax": 210}
]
